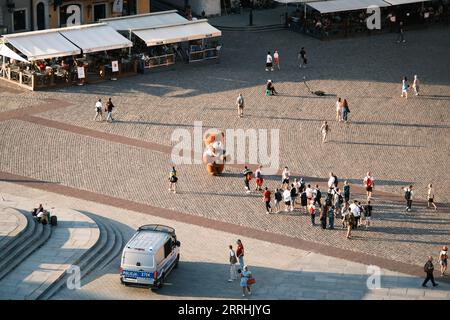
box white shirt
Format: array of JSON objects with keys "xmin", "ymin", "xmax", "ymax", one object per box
[
  {"xmin": 266, "ymin": 55, "xmax": 273, "ymax": 64},
  {"xmin": 305, "ymin": 187, "xmax": 314, "ymax": 199},
  {"xmin": 274, "ymin": 52, "xmax": 279, "ymax": 60},
  {"xmin": 282, "ymin": 169, "xmax": 290, "ymax": 180},
  {"xmin": 428, "ymin": 188, "xmax": 434, "ymax": 199},
  {"xmin": 328, "ymin": 176, "xmax": 335, "ymax": 189},
  {"xmin": 349, "ymin": 203, "xmax": 360, "ymax": 217},
  {"xmin": 95, "ymin": 101, "xmax": 102, "ymax": 110},
  {"xmin": 336, "ymin": 101, "xmax": 342, "ymax": 112},
  {"xmin": 283, "ymin": 190, "xmax": 291, "ymax": 202}
]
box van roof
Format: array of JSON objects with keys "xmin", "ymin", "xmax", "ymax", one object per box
[{"xmin": 125, "ymin": 225, "xmax": 174, "ymax": 252}]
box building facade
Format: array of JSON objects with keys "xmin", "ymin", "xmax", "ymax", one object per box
[{"xmin": 0, "ymin": 0, "xmax": 151, "ymax": 34}]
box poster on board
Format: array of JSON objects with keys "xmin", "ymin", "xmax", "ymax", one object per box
[
  {"xmin": 77, "ymin": 66, "xmax": 85, "ymax": 79},
  {"xmin": 112, "ymin": 61, "xmax": 119, "ymax": 72}
]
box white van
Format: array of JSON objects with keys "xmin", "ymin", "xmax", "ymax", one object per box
[{"xmin": 120, "ymin": 224, "xmax": 180, "ymax": 289}]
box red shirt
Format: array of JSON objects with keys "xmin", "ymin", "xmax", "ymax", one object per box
[
  {"xmin": 263, "ymin": 190, "xmax": 271, "ymax": 202},
  {"xmin": 236, "ymin": 244, "xmax": 244, "ymax": 257}
]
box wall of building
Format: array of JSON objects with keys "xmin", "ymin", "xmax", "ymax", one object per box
[{"xmin": 1, "ymin": 0, "xmax": 32, "ymax": 33}]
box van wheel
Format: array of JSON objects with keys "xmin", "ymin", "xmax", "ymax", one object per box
[
  {"xmin": 157, "ymin": 274, "xmax": 165, "ymax": 289},
  {"xmin": 174, "ymin": 255, "xmax": 180, "ymax": 269}
]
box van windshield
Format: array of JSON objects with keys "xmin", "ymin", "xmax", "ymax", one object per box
[{"xmin": 124, "ymin": 251, "xmax": 154, "ymax": 268}]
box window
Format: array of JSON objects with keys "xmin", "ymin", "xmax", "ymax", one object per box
[
  {"xmin": 163, "ymin": 239, "xmax": 173, "ymax": 259},
  {"xmin": 36, "ymin": 2, "xmax": 46, "ymax": 30},
  {"xmin": 13, "ymin": 9, "xmax": 27, "ymax": 32},
  {"xmin": 123, "ymin": 0, "xmax": 137, "ymax": 16},
  {"xmin": 93, "ymin": 3, "xmax": 107, "ymax": 21}
]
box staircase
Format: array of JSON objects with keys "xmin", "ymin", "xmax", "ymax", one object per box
[
  {"xmin": 37, "ymin": 212, "xmax": 125, "ymax": 300},
  {"xmin": 0, "ymin": 208, "xmax": 52, "ymax": 282}
]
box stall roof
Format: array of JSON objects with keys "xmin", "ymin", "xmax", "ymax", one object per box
[
  {"xmin": 307, "ymin": 0, "xmax": 390, "ymax": 14},
  {"xmin": 383, "ymin": 0, "xmax": 431, "ymax": 5},
  {"xmin": 100, "ymin": 10, "xmax": 188, "ymax": 31},
  {"xmin": 60, "ymin": 24, "xmax": 132, "ymax": 54},
  {"xmin": 3, "ymin": 29, "xmax": 81, "ymax": 61},
  {"xmin": 131, "ymin": 20, "xmax": 222, "ymax": 46},
  {"xmin": 0, "ymin": 44, "xmax": 29, "ymax": 63}
]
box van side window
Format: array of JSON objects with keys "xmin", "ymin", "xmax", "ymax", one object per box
[{"xmin": 163, "ymin": 240, "xmax": 172, "ymax": 258}]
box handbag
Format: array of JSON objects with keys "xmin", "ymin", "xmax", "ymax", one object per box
[
  {"xmin": 247, "ymin": 278, "xmax": 256, "ymax": 285},
  {"xmin": 230, "ymin": 255, "xmax": 237, "ymax": 264}
]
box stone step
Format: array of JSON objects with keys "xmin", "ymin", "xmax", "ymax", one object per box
[
  {"xmin": 0, "ymin": 208, "xmax": 98, "ymax": 300},
  {"xmin": 0, "ymin": 207, "xmax": 28, "ymax": 251},
  {"xmin": 37, "ymin": 212, "xmax": 121, "ymax": 300},
  {"xmin": 0, "ymin": 210, "xmax": 45, "ymax": 282}
]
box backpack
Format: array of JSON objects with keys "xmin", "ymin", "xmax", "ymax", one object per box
[
  {"xmin": 255, "ymin": 170, "xmax": 261, "ymax": 179},
  {"xmin": 404, "ymin": 189, "xmax": 411, "ymax": 200},
  {"xmin": 325, "ymin": 194, "xmax": 333, "ymax": 207},
  {"xmin": 333, "ymin": 175, "xmax": 338, "ymax": 186},
  {"xmin": 315, "ymin": 189, "xmax": 322, "ymax": 200},
  {"xmin": 337, "ymin": 193, "xmax": 343, "ymax": 204}
]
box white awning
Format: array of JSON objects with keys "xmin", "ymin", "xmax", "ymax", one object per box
[
  {"xmin": 132, "ymin": 20, "xmax": 222, "ymax": 46},
  {"xmin": 100, "ymin": 10, "xmax": 188, "ymax": 31},
  {"xmin": 308, "ymin": 0, "xmax": 391, "ymax": 13},
  {"xmin": 0, "ymin": 44, "xmax": 29, "ymax": 63},
  {"xmin": 3, "ymin": 30, "xmax": 81, "ymax": 61},
  {"xmin": 383, "ymin": 0, "xmax": 431, "ymax": 5},
  {"xmin": 60, "ymin": 24, "xmax": 132, "ymax": 54}
]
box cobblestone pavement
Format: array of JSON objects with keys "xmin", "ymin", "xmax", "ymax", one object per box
[
  {"xmin": 2, "ymin": 183, "xmax": 450, "ymax": 300},
  {"xmin": 0, "ymin": 27, "xmax": 449, "ymax": 280}
]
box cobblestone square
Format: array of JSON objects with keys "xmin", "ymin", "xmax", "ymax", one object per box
[{"xmin": 0, "ymin": 24, "xmax": 449, "ymax": 299}]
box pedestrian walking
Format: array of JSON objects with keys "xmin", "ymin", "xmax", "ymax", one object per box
[
  {"xmin": 309, "ymin": 202, "xmax": 316, "ymax": 226},
  {"xmin": 403, "ymin": 185, "xmax": 414, "ymax": 212},
  {"xmin": 363, "ymin": 172, "xmax": 374, "ymax": 201},
  {"xmin": 321, "ymin": 121, "xmax": 330, "ymax": 143},
  {"xmin": 356, "ymin": 201, "xmax": 364, "ymax": 228},
  {"xmin": 168, "ymin": 166, "xmax": 178, "ymax": 193},
  {"xmin": 364, "ymin": 201, "xmax": 373, "ymax": 229},
  {"xmin": 412, "ymin": 74, "xmax": 420, "ymax": 96},
  {"xmin": 263, "ymin": 187, "xmax": 272, "ymax": 214},
  {"xmin": 342, "ymin": 99, "xmax": 350, "ymax": 122},
  {"xmin": 401, "ymin": 76, "xmax": 409, "ymax": 99},
  {"xmin": 265, "ymin": 51, "xmax": 274, "ymax": 71},
  {"xmin": 93, "ymin": 98, "xmax": 103, "ymax": 121},
  {"xmin": 236, "ymin": 239, "xmax": 245, "ymax": 272},
  {"xmin": 290, "ymin": 183, "xmax": 297, "ymax": 211},
  {"xmin": 255, "ymin": 165, "xmax": 263, "ymax": 191},
  {"xmin": 240, "ymin": 265, "xmax": 253, "ymax": 297},
  {"xmin": 328, "ymin": 206, "xmax": 335, "ymax": 229},
  {"xmin": 283, "ymin": 187, "xmax": 292, "ymax": 212},
  {"xmin": 274, "ymin": 188, "xmax": 282, "ymax": 213},
  {"xmin": 242, "ymin": 166, "xmax": 253, "ymax": 193},
  {"xmin": 313, "ymin": 184, "xmax": 322, "ymax": 207},
  {"xmin": 319, "ymin": 204, "xmax": 327, "ymax": 229},
  {"xmin": 236, "ymin": 93, "xmax": 245, "ymax": 118},
  {"xmin": 106, "ymin": 97, "xmax": 115, "ymax": 122},
  {"xmin": 300, "ymin": 189, "xmax": 308, "ymax": 214},
  {"xmin": 333, "ymin": 187, "xmax": 343, "ymax": 215},
  {"xmin": 343, "ymin": 180, "xmax": 350, "ymax": 213},
  {"xmin": 335, "ymin": 98, "xmax": 343, "ymax": 122},
  {"xmin": 345, "ymin": 208, "xmax": 356, "ymax": 239},
  {"xmin": 305, "ymin": 184, "xmax": 314, "ymax": 203},
  {"xmin": 439, "ymin": 246, "xmax": 448, "ymax": 276},
  {"xmin": 298, "ymin": 47, "xmax": 307, "ymax": 68},
  {"xmin": 349, "ymin": 200, "xmax": 360, "ymax": 229},
  {"xmin": 298, "ymin": 177, "xmax": 306, "ymax": 193},
  {"xmin": 328, "ymin": 172, "xmax": 338, "ymax": 190},
  {"xmin": 273, "ymin": 50, "xmax": 280, "ymax": 70},
  {"xmin": 396, "ymin": 21, "xmax": 406, "ymax": 43},
  {"xmin": 228, "ymin": 245, "xmax": 238, "ymax": 282},
  {"xmin": 427, "ymin": 184, "xmax": 437, "ymax": 210},
  {"xmin": 422, "ymin": 256, "xmax": 438, "ymax": 287},
  {"xmin": 281, "ymin": 167, "xmax": 290, "ymax": 187}
]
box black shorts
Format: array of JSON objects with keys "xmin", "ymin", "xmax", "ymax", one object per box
[
  {"xmin": 366, "ymin": 186, "xmax": 373, "ymax": 192},
  {"xmin": 428, "ymin": 198, "xmax": 434, "ymax": 203},
  {"xmin": 282, "ymin": 179, "xmax": 289, "ymax": 185},
  {"xmin": 266, "ymin": 62, "xmax": 273, "ymax": 68}
]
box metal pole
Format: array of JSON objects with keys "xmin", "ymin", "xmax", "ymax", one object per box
[
  {"xmin": 129, "ymin": 30, "xmax": 132, "ymax": 56},
  {"xmin": 249, "ymin": 1, "xmax": 253, "ymax": 26}
]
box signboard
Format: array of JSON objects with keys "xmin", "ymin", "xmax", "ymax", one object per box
[
  {"xmin": 113, "ymin": 0, "xmax": 124, "ymax": 13},
  {"xmin": 77, "ymin": 66, "xmax": 85, "ymax": 79},
  {"xmin": 112, "ymin": 60, "xmax": 119, "ymax": 72},
  {"xmin": 60, "ymin": 4, "xmax": 81, "ymax": 27}
]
